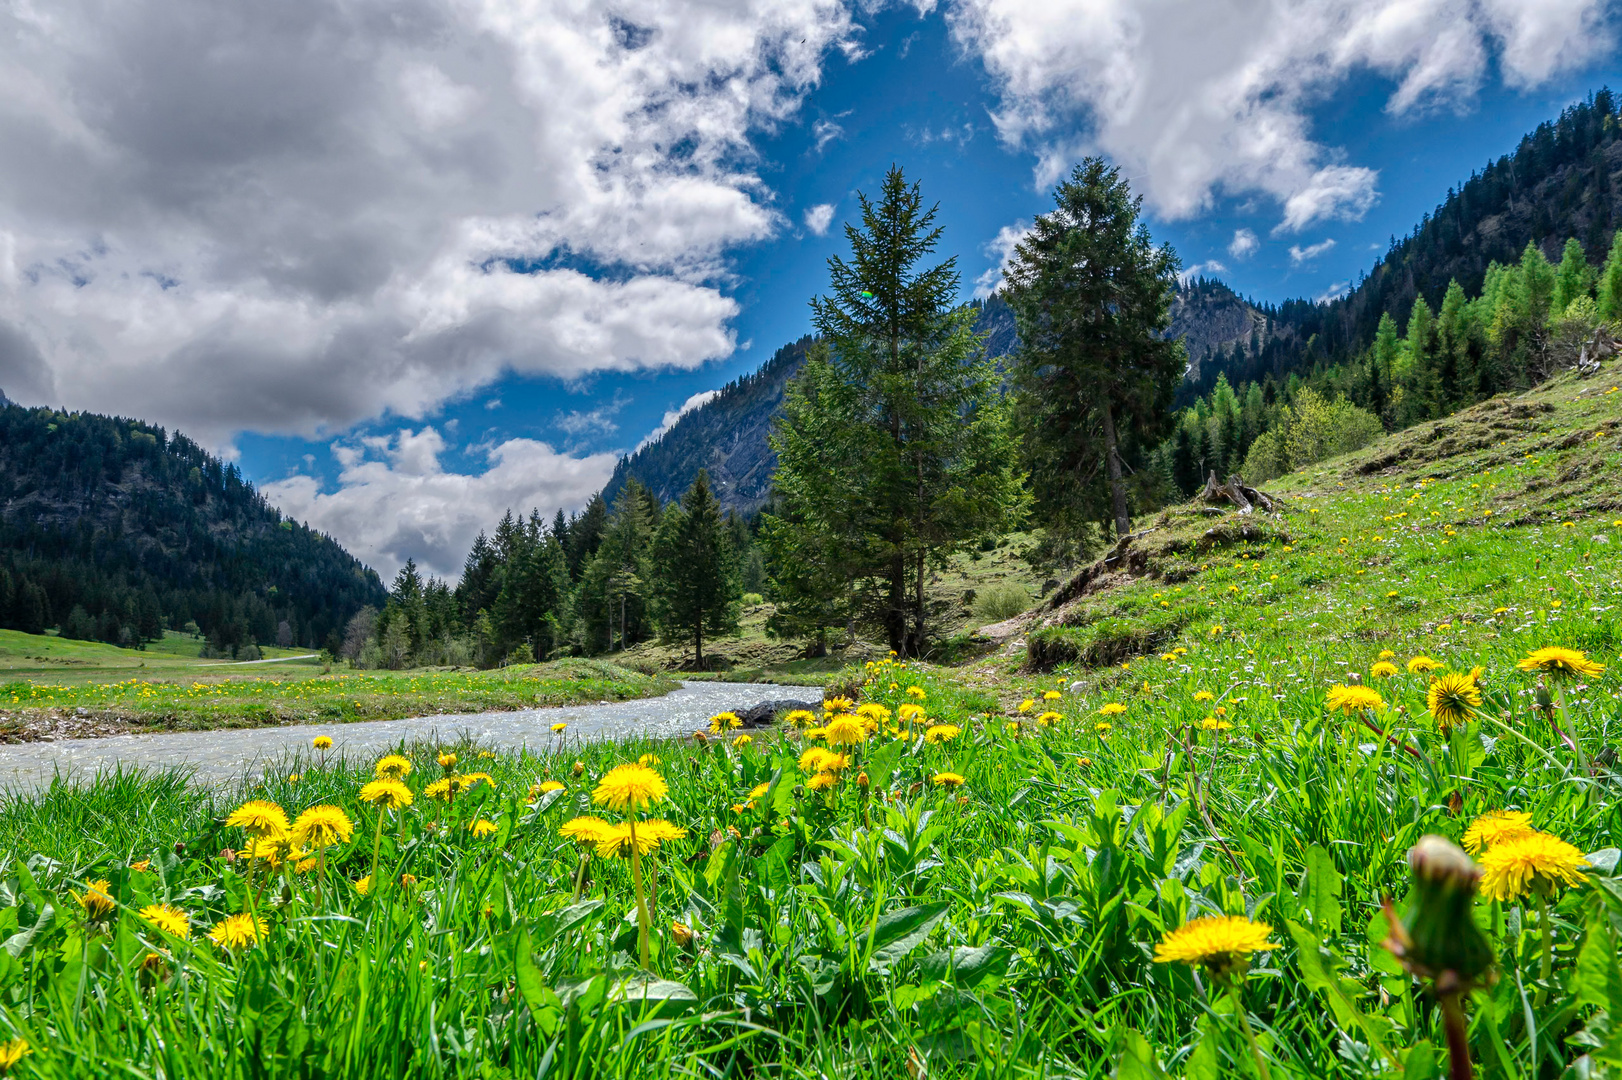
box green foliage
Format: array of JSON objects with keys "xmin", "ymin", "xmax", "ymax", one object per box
[
  {"xmin": 969, "ymin": 581, "xmax": 1031, "ymax": 624},
  {"xmin": 1004, "ymin": 158, "xmax": 1184, "ymax": 538},
  {"xmin": 766, "ymin": 166, "xmax": 1024, "ymax": 657}
]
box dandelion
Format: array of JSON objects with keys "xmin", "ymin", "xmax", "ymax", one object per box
[
  {"xmin": 1098, "ymin": 702, "xmax": 1127, "ymax": 717},
  {"xmin": 1407, "ymin": 656, "xmax": 1444, "ymax": 675},
  {"xmin": 799, "ymin": 747, "xmax": 838, "ymax": 773},
  {"xmin": 906, "ymin": 686, "xmax": 926, "ymax": 698},
  {"xmin": 856, "ymin": 702, "xmax": 891, "ymax": 723},
  {"xmin": 1200, "ymin": 716, "xmax": 1233, "ymax": 731},
  {"xmin": 207, "ymin": 912, "xmax": 267, "ymax": 950},
  {"xmin": 0, "ymin": 1039, "xmax": 30, "ymax": 1072},
  {"xmin": 1428, "ymin": 672, "xmax": 1482, "ymax": 732},
  {"xmin": 359, "ymin": 778, "xmax": 413, "ymax": 809},
  {"xmin": 226, "ymin": 800, "xmax": 289, "ymax": 839},
  {"xmin": 784, "ymin": 709, "xmax": 816, "ymax": 726},
  {"xmin": 708, "ymin": 712, "xmax": 741, "ymax": 734},
  {"xmin": 823, "ymin": 715, "xmax": 868, "ymax": 747},
  {"xmin": 354, "ymin": 875, "xmax": 372, "ymax": 896},
  {"xmin": 1036, "ymin": 711, "xmax": 1062, "ymax": 727},
  {"xmin": 1155, "ymin": 915, "xmax": 1277, "ymax": 975},
  {"xmin": 424, "ymin": 777, "xmax": 462, "ymax": 801},
  {"xmin": 561, "ymin": 816, "xmax": 616, "ymax": 847},
  {"xmin": 1017, "ymin": 699, "xmax": 1035, "ymax": 713},
  {"xmin": 1043, "ymin": 689, "xmax": 1062, "ymax": 700},
  {"xmin": 437, "ymin": 752, "xmax": 458, "ymax": 770},
  {"xmin": 470, "ymin": 819, "xmax": 499, "ymax": 838},
  {"xmin": 593, "ymin": 764, "xmax": 668, "ymax": 812},
  {"xmin": 1193, "ymin": 691, "xmax": 1215, "ymax": 702},
  {"xmin": 1478, "ymin": 831, "xmax": 1590, "ymax": 903},
  {"xmin": 924, "ymin": 724, "xmax": 961, "ymax": 744},
  {"xmin": 375, "ymin": 754, "xmax": 412, "ymax": 780},
  {"xmin": 138, "ymin": 903, "xmax": 190, "ymax": 939},
  {"xmin": 1094, "ymin": 722, "xmax": 1112, "ymax": 734},
  {"xmin": 529, "ymin": 780, "xmax": 565, "ymax": 800},
  {"xmin": 129, "ymin": 859, "xmax": 151, "ymax": 873},
  {"xmin": 1462, "ymin": 810, "xmax": 1534, "ymax": 854},
  {"xmin": 551, "ymin": 722, "xmax": 567, "ymax": 734},
  {"xmin": 74, "ymin": 879, "xmax": 115, "ymax": 921},
  {"xmin": 312, "ymin": 736, "xmax": 333, "ymax": 750},
  {"xmin": 638, "ymin": 754, "xmax": 662, "ymax": 767},
  {"xmin": 932, "ymin": 772, "xmax": 965, "ymax": 788},
  {"xmin": 806, "ymin": 772, "xmax": 838, "ymax": 792},
  {"xmin": 823, "ymin": 696, "xmax": 854, "ymax": 713},
  {"xmin": 1325, "ymin": 684, "xmax": 1385, "ymax": 714},
  {"xmin": 1378, "ymin": 650, "xmax": 1396, "ymax": 660},
  {"xmin": 1517, "ymin": 646, "xmax": 1605, "ymax": 680},
  {"xmin": 897, "ymin": 703, "xmax": 925, "ymax": 723}
]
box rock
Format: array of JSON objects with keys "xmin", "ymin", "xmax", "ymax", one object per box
[{"xmin": 736, "ymin": 699, "xmax": 818, "ymax": 727}]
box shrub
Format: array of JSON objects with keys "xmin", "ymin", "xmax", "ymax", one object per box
[{"xmin": 971, "ymin": 582, "xmax": 1031, "ymax": 623}]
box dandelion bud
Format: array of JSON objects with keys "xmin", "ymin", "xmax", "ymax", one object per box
[
  {"xmin": 1534, "ymin": 684, "xmax": 1555, "ymax": 718},
  {"xmin": 571, "ymin": 760, "xmax": 585, "ymax": 777},
  {"xmin": 857, "ymin": 771, "xmax": 870, "ymax": 790},
  {"xmin": 671, "ymin": 921, "xmax": 694, "ymax": 948},
  {"xmin": 1385, "ymin": 835, "xmax": 1493, "ymax": 989}
]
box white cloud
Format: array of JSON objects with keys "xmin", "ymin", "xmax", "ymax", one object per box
[
  {"xmin": 1289, "ymin": 239, "xmax": 1337, "ymax": 264},
  {"xmin": 947, "ymin": 0, "xmax": 1612, "ymax": 232},
  {"xmin": 973, "ymin": 220, "xmax": 1032, "ymax": 298},
  {"xmin": 262, "ymin": 427, "xmax": 617, "ymax": 580},
  {"xmin": 0, "ymin": 0, "xmax": 858, "ymax": 445},
  {"xmin": 553, "ymin": 403, "xmax": 621, "ymax": 438},
  {"xmin": 1314, "ymin": 279, "xmax": 1351, "ymax": 304},
  {"xmin": 804, "ymin": 204, "xmax": 837, "ymax": 236},
  {"xmin": 635, "ymin": 389, "xmax": 721, "ymax": 453},
  {"xmin": 812, "ymin": 117, "xmax": 846, "ymax": 150},
  {"xmin": 1178, "ymin": 259, "xmax": 1227, "ymax": 285},
  {"xmin": 1228, "ymin": 228, "xmax": 1260, "ymax": 260}
]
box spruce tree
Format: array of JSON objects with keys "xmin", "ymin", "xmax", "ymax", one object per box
[
  {"xmin": 1003, "ymin": 158, "xmax": 1182, "ymax": 538},
  {"xmin": 651, "ymin": 471, "xmax": 739, "ymax": 667},
  {"xmin": 766, "ymin": 166, "xmax": 1023, "ymax": 655},
  {"xmin": 1551, "ymin": 237, "xmax": 1594, "ymax": 318},
  {"xmin": 1597, "ymin": 230, "xmax": 1622, "ymax": 321}
]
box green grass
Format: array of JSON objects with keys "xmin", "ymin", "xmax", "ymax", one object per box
[
  {"xmin": 0, "ymin": 645, "xmax": 680, "ymax": 734},
  {"xmin": 2, "ymin": 368, "xmax": 1622, "ymax": 1077}
]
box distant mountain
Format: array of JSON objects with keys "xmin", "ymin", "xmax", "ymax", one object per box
[
  {"xmin": 603, "ymin": 91, "xmax": 1622, "ymax": 516},
  {"xmin": 606, "ymin": 297, "xmax": 1017, "ymax": 515},
  {"xmin": 0, "ymin": 400, "xmax": 386, "ymax": 654}
]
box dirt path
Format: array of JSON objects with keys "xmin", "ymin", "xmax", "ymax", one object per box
[{"xmin": 0, "ymin": 681, "xmax": 804, "ymax": 792}]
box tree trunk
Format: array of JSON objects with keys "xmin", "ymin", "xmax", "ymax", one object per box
[
  {"xmin": 886, "ymin": 555, "xmax": 907, "ymax": 655},
  {"xmin": 1100, "ymin": 399, "xmax": 1130, "ymax": 538}
]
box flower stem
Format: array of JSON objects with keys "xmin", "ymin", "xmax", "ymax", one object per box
[
  {"xmin": 1227, "ymin": 978, "xmax": 1271, "ymax": 1080},
  {"xmin": 628, "ymin": 816, "xmax": 651, "ymax": 969},
  {"xmin": 1440, "ymin": 992, "xmax": 1473, "ymax": 1080},
  {"xmin": 369, "ymin": 809, "xmax": 386, "ymax": 894},
  {"xmin": 1536, "ymin": 891, "xmax": 1554, "ymax": 1004}
]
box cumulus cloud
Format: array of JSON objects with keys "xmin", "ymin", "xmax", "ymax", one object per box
[
  {"xmin": 1228, "ymin": 228, "xmax": 1260, "ymax": 260},
  {"xmin": 1289, "ymin": 239, "xmax": 1337, "ymax": 264},
  {"xmin": 804, "ymin": 204, "xmax": 837, "ymax": 236},
  {"xmin": 262, "ymin": 428, "xmax": 617, "ymax": 579},
  {"xmin": 0, "ymin": 0, "xmax": 857, "ymax": 445},
  {"xmin": 947, "ymin": 0, "xmax": 1612, "ymax": 231},
  {"xmin": 973, "ymin": 220, "xmax": 1032, "ymax": 297},
  {"xmin": 635, "ymin": 389, "xmax": 721, "ymax": 453}
]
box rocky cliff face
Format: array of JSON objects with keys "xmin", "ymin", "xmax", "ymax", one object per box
[{"xmin": 1168, "ymin": 279, "xmax": 1282, "ymax": 383}]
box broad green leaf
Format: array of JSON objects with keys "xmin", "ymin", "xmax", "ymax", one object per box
[
  {"xmin": 513, "ymin": 928, "xmax": 561, "ymax": 1036},
  {"xmin": 863, "ymin": 739, "xmax": 906, "ymax": 792},
  {"xmin": 1576, "ymin": 913, "xmax": 1622, "ymax": 1014},
  {"xmin": 867, "ymin": 901, "xmax": 950, "ymax": 971},
  {"xmin": 919, "ymin": 945, "xmax": 1012, "ymax": 991},
  {"xmin": 1303, "ymin": 844, "xmax": 1343, "ymax": 934},
  {"xmin": 1113, "ymin": 1026, "xmax": 1172, "ymax": 1080}
]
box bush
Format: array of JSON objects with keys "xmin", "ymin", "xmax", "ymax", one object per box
[
  {"xmin": 741, "ymin": 592, "xmax": 764, "ymax": 607},
  {"xmin": 1243, "ymin": 388, "xmax": 1384, "ymax": 483},
  {"xmin": 971, "ymin": 582, "xmax": 1032, "ymax": 623}
]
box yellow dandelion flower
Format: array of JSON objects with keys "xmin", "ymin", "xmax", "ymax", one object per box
[
  {"xmin": 74, "ymin": 879, "xmax": 116, "ymax": 920},
  {"xmin": 592, "ymin": 764, "xmax": 668, "ymax": 812},
  {"xmin": 906, "ymin": 686, "xmax": 927, "ymax": 698},
  {"xmin": 358, "ymin": 778, "xmax": 413, "ymax": 809},
  {"xmin": 437, "ymin": 752, "xmax": 458, "ymax": 770},
  {"xmin": 226, "ymin": 800, "xmax": 289, "ymax": 838},
  {"xmin": 423, "ymin": 777, "xmax": 458, "ymax": 801},
  {"xmin": 1378, "ymin": 650, "xmax": 1396, "ymax": 660},
  {"xmin": 560, "ymin": 816, "xmax": 616, "ymax": 849},
  {"xmin": 138, "ymin": 903, "xmax": 190, "ymax": 939},
  {"xmin": 1098, "ymin": 702, "xmax": 1127, "ymax": 716},
  {"xmin": 710, "ymin": 712, "xmax": 741, "ymax": 732},
  {"xmin": 924, "ymin": 724, "xmax": 962, "ymax": 744},
  {"xmin": 897, "ymin": 703, "xmax": 926, "ymax": 723},
  {"xmin": 1017, "ymin": 699, "xmax": 1035, "ymax": 713},
  {"xmin": 0, "ymin": 1039, "xmax": 30, "ymax": 1071},
  {"xmin": 747, "ymin": 781, "xmax": 772, "ymax": 800},
  {"xmin": 1193, "ymin": 691, "xmax": 1215, "ymax": 702},
  {"xmin": 823, "ymin": 715, "xmax": 869, "ymax": 747},
  {"xmin": 1478, "ymin": 831, "xmax": 1591, "ymax": 902},
  {"xmin": 799, "ymin": 747, "xmax": 837, "ymax": 773},
  {"xmin": 207, "ymin": 912, "xmax": 267, "ymax": 950},
  {"xmin": 1324, "ymin": 684, "xmax": 1385, "ymax": 714},
  {"xmin": 312, "ymin": 736, "xmax": 333, "ymax": 750},
  {"xmin": 551, "ymin": 723, "xmax": 567, "ymax": 734},
  {"xmin": 354, "ymin": 875, "xmax": 372, "ymax": 896},
  {"xmin": 784, "ymin": 709, "xmax": 816, "ymax": 726},
  {"xmin": 1094, "ymin": 721, "xmax": 1112, "ymax": 734},
  {"xmin": 806, "ymin": 771, "xmax": 838, "ymax": 792},
  {"xmin": 932, "ymin": 772, "xmax": 965, "ymax": 787},
  {"xmin": 129, "ymin": 859, "xmax": 151, "ymax": 873},
  {"xmin": 732, "ymin": 734, "xmax": 752, "ymax": 748},
  {"xmin": 1153, "ymin": 915, "xmax": 1278, "ymax": 975},
  {"xmin": 856, "ymin": 702, "xmax": 891, "ymax": 722},
  {"xmin": 1428, "ymin": 672, "xmax": 1483, "ymax": 731},
  {"xmin": 470, "ymin": 819, "xmax": 499, "ymax": 838},
  {"xmin": 638, "ymin": 754, "xmax": 662, "ymax": 766},
  {"xmin": 290, "ymin": 805, "xmax": 354, "ymax": 850},
  {"xmin": 1516, "ymin": 646, "xmax": 1605, "ymax": 680},
  {"xmin": 1462, "ymin": 810, "xmax": 1534, "ymax": 854},
  {"xmin": 1407, "ymin": 656, "xmax": 1443, "ymax": 675},
  {"xmin": 1199, "ymin": 716, "xmax": 1233, "ymax": 731},
  {"xmin": 1043, "ymin": 689, "xmax": 1062, "ymax": 700},
  {"xmin": 1036, "ymin": 711, "xmax": 1063, "ymax": 726},
  {"xmin": 823, "ymin": 696, "xmax": 854, "ymax": 713},
  {"xmin": 374, "ymin": 754, "xmax": 412, "ymax": 780},
  {"xmin": 1371, "ymin": 661, "xmax": 1399, "ymax": 678}
]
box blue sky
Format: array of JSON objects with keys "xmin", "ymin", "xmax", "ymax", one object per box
[{"xmin": 2, "ymin": 0, "xmax": 1617, "ymax": 578}]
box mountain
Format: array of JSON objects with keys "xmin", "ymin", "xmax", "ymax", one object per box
[
  {"xmin": 604, "ymin": 91, "xmax": 1622, "ymax": 516},
  {"xmin": 0, "ymin": 399, "xmax": 386, "ymax": 655},
  {"xmin": 606, "ymin": 296, "xmax": 1018, "ymax": 515}
]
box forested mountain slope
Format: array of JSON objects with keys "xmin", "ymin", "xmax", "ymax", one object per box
[
  {"xmin": 606, "ymin": 297, "xmax": 1017, "ymax": 515},
  {"xmin": 0, "ymin": 401, "xmax": 386, "ymax": 654}
]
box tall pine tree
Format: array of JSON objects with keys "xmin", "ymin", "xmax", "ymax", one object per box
[{"xmin": 651, "ymin": 471, "xmax": 739, "ymax": 667}]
